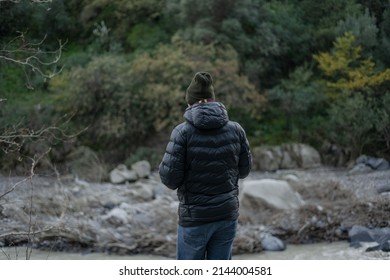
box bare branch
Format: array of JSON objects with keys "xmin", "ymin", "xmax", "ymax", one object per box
[
  {"xmin": 0, "ymin": 32, "xmax": 67, "ymax": 88},
  {"xmin": 0, "ymin": 176, "xmax": 29, "ymax": 200},
  {"xmin": 0, "ymin": 227, "xmax": 54, "ymax": 239},
  {"xmin": 0, "ymin": 117, "xmax": 85, "ymax": 154}
]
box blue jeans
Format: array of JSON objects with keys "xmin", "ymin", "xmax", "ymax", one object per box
[{"xmin": 176, "ymin": 219, "xmax": 237, "ymax": 260}]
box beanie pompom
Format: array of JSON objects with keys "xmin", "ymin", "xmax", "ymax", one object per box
[{"xmin": 186, "ymin": 72, "xmax": 215, "ymax": 105}]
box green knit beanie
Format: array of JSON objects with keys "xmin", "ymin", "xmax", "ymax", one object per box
[{"xmin": 186, "ymin": 72, "xmax": 215, "ymax": 105}]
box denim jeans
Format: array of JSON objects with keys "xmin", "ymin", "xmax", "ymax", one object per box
[{"xmin": 176, "ymin": 219, "xmax": 237, "ymax": 260}]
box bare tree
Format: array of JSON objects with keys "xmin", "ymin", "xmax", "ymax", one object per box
[
  {"xmin": 0, "ymin": 33, "xmax": 66, "ymax": 89},
  {"xmin": 0, "ymin": 0, "xmax": 66, "ymax": 88},
  {"xmin": 0, "ymin": 0, "xmax": 80, "ymax": 260}
]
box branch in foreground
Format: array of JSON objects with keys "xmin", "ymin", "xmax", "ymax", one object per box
[
  {"xmin": 0, "ymin": 123, "xmax": 84, "ymax": 154},
  {"xmin": 0, "ymin": 32, "xmax": 67, "ymax": 88}
]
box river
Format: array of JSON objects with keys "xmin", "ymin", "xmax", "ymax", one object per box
[{"xmin": 1, "ymin": 241, "xmax": 389, "ymax": 260}]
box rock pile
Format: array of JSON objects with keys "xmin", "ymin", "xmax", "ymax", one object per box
[
  {"xmin": 2, "ymin": 156, "xmax": 390, "ymax": 258},
  {"xmin": 252, "ymin": 143, "xmax": 321, "ymax": 171}
]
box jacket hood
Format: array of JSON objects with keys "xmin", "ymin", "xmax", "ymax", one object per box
[{"xmin": 184, "ymin": 102, "xmax": 229, "ymax": 130}]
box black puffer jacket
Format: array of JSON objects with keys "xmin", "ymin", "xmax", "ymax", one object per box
[{"xmin": 159, "ymin": 102, "xmax": 251, "ymax": 227}]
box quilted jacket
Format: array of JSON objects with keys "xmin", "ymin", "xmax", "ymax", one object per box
[{"xmin": 159, "ymin": 101, "xmax": 251, "ymax": 226}]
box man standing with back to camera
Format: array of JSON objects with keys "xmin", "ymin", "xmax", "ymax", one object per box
[{"xmin": 159, "ymin": 71, "xmax": 252, "ymax": 260}]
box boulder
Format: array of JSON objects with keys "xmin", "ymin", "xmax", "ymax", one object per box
[
  {"xmin": 241, "ymin": 179, "xmax": 305, "ymax": 210},
  {"xmin": 129, "ymin": 181, "xmax": 155, "ymax": 201},
  {"xmin": 356, "ymin": 155, "xmax": 390, "ymax": 171},
  {"xmin": 131, "ymin": 160, "xmax": 151, "ymax": 179},
  {"xmin": 252, "ymin": 148, "xmax": 280, "ymax": 171},
  {"xmin": 261, "ymin": 234, "xmax": 286, "ymax": 251},
  {"xmin": 348, "ymin": 163, "xmax": 374, "ymax": 174},
  {"xmin": 102, "ymin": 207, "xmax": 130, "ymax": 226},
  {"xmin": 348, "ymin": 225, "xmax": 390, "ymax": 252},
  {"xmin": 376, "ymin": 184, "xmax": 390, "ymax": 194},
  {"xmin": 109, "ymin": 164, "xmax": 138, "ymax": 184},
  {"xmin": 252, "ymin": 143, "xmax": 321, "ymax": 171},
  {"xmin": 294, "ymin": 143, "xmax": 322, "ymax": 169}
]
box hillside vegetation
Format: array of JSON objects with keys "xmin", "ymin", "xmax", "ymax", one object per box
[{"xmin": 0, "ymin": 0, "xmax": 389, "ymax": 175}]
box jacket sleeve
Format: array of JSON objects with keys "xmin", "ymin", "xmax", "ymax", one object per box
[
  {"xmin": 237, "ymin": 125, "xmax": 252, "ymax": 179},
  {"xmin": 158, "ymin": 125, "xmax": 186, "ymax": 190}
]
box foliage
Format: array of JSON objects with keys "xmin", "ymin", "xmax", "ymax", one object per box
[
  {"xmin": 266, "ymin": 66, "xmax": 326, "ymax": 144},
  {"xmin": 335, "ymin": 8, "xmax": 379, "ymax": 55},
  {"xmin": 78, "ymin": 0, "xmax": 169, "ymax": 46},
  {"xmin": 325, "ymin": 93, "xmax": 376, "ymax": 157},
  {"xmin": 129, "ymin": 38, "xmax": 265, "ymax": 132},
  {"xmin": 165, "ymin": 0, "xmax": 305, "ymax": 88},
  {"xmin": 377, "ymin": 7, "xmax": 390, "ymax": 68},
  {"xmin": 371, "ymin": 92, "xmax": 390, "ymax": 156},
  {"xmin": 49, "ymin": 39, "xmax": 264, "ymax": 162},
  {"xmin": 126, "ymin": 23, "xmax": 169, "ymax": 52},
  {"xmin": 2, "ymin": 0, "xmax": 390, "ymax": 171},
  {"xmin": 0, "ymin": 0, "xmax": 75, "ymax": 46},
  {"xmin": 313, "ymin": 32, "xmax": 390, "ymax": 159},
  {"xmin": 313, "ymin": 32, "xmax": 390, "ymax": 99},
  {"xmin": 49, "ymin": 55, "xmax": 154, "ymax": 161}
]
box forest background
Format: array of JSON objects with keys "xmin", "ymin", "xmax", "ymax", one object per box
[{"xmin": 0, "ymin": 0, "xmax": 389, "ymax": 179}]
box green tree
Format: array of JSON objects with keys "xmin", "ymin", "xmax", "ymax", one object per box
[
  {"xmin": 129, "ymin": 38, "xmax": 265, "ymax": 132},
  {"xmin": 335, "ymin": 9, "xmax": 379, "ymax": 57},
  {"xmin": 377, "ymin": 6, "xmax": 390, "ymax": 68},
  {"xmin": 49, "ymin": 55, "xmax": 152, "ymax": 160},
  {"xmin": 313, "ymin": 32, "xmax": 390, "ymax": 99},
  {"xmin": 77, "ymin": 0, "xmax": 171, "ymax": 50},
  {"xmin": 326, "ymin": 93, "xmax": 377, "ymax": 158},
  {"xmin": 313, "ymin": 31, "xmax": 390, "ymax": 159},
  {"xmin": 265, "ymin": 66, "xmax": 325, "ymax": 144},
  {"xmin": 50, "ymin": 40, "xmax": 264, "ymax": 162},
  {"xmin": 290, "ymin": 0, "xmax": 361, "ymax": 50},
  {"xmin": 165, "ymin": 0, "xmax": 299, "ymax": 88}
]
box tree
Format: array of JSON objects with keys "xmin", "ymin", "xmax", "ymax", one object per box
[
  {"xmin": 266, "ymin": 66, "xmax": 325, "ymax": 144},
  {"xmin": 0, "ymin": 0, "xmax": 67, "ymax": 88},
  {"xmin": 0, "ymin": 34, "xmax": 65, "ymax": 88},
  {"xmin": 325, "ymin": 93, "xmax": 376, "ymax": 158},
  {"xmin": 0, "ymin": 0, "xmax": 72, "ymax": 171},
  {"xmin": 313, "ymin": 32, "xmax": 390, "ymax": 159},
  {"xmin": 49, "ymin": 39, "xmax": 265, "ymax": 162},
  {"xmin": 129, "ymin": 38, "xmax": 265, "ymax": 132},
  {"xmin": 313, "ymin": 32, "xmax": 390, "ymax": 100},
  {"xmin": 335, "ymin": 8, "xmax": 379, "ymax": 56},
  {"xmin": 78, "ymin": 0, "xmax": 169, "ymax": 49}
]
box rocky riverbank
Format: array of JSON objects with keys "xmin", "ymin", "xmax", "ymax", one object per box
[{"xmin": 1, "ymin": 165, "xmax": 390, "ymax": 258}]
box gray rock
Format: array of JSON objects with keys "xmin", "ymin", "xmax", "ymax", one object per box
[
  {"xmin": 261, "ymin": 234, "xmax": 286, "ymax": 251},
  {"xmin": 241, "ymin": 179, "xmax": 305, "ymax": 210},
  {"xmin": 253, "ymin": 148, "xmax": 280, "ymax": 171},
  {"xmin": 129, "ymin": 181, "xmax": 155, "ymax": 201},
  {"xmin": 349, "ymin": 163, "xmax": 373, "ymax": 174},
  {"xmin": 356, "ymin": 155, "xmax": 390, "ymax": 171},
  {"xmin": 109, "ymin": 164, "xmax": 138, "ymax": 184},
  {"xmin": 131, "ymin": 160, "xmax": 151, "ymax": 179},
  {"xmin": 376, "ymin": 184, "xmax": 390, "ymax": 194},
  {"xmin": 102, "ymin": 207, "xmax": 129, "ymax": 226},
  {"xmin": 252, "ymin": 143, "xmax": 321, "ymax": 171},
  {"xmin": 349, "ymin": 225, "xmax": 390, "ymax": 252}
]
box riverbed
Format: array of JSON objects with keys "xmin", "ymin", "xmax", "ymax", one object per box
[{"xmin": 1, "ymin": 241, "xmax": 389, "ymax": 260}]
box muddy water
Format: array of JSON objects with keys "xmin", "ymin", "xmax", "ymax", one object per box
[{"xmin": 2, "ymin": 241, "xmax": 389, "ymax": 260}]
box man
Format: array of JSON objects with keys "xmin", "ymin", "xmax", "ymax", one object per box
[{"xmin": 159, "ymin": 71, "xmax": 251, "ymax": 260}]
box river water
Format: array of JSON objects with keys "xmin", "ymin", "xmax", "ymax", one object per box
[{"xmin": 1, "ymin": 241, "xmax": 389, "ymax": 260}]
